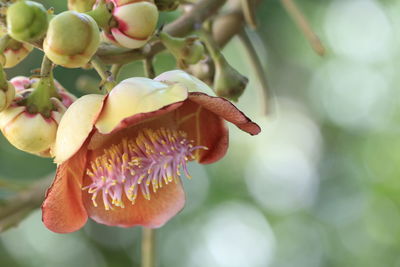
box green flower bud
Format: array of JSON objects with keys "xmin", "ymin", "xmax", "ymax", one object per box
[
  {"xmin": 43, "ymin": 11, "xmax": 100, "ymax": 68},
  {"xmin": 154, "ymin": 0, "xmax": 181, "ymax": 11},
  {"xmin": 159, "ymin": 32, "xmax": 205, "ymax": 68},
  {"xmin": 68, "ymin": 0, "xmax": 96, "ymax": 12},
  {"xmin": 6, "ymin": 1, "xmax": 48, "ymax": 43},
  {"xmin": 214, "ymin": 55, "xmax": 248, "ymax": 102}
]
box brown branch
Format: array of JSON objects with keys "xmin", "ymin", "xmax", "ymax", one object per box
[{"xmin": 0, "ymin": 176, "xmax": 52, "ymax": 232}]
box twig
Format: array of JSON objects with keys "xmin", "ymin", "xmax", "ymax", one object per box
[
  {"xmin": 0, "ymin": 176, "xmax": 53, "ymax": 232},
  {"xmin": 141, "ymin": 228, "xmax": 156, "ymax": 267},
  {"xmin": 280, "ymin": 0, "xmax": 325, "ymax": 56},
  {"xmin": 241, "ymin": 0, "xmax": 257, "ymax": 29},
  {"xmin": 143, "ymin": 57, "xmax": 156, "ymax": 79},
  {"xmin": 238, "ymin": 30, "xmax": 271, "ymax": 115}
]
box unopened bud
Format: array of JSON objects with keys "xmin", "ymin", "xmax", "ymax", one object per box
[
  {"xmin": 68, "ymin": 0, "xmax": 96, "ymax": 12},
  {"xmin": 6, "ymin": 1, "xmax": 48, "ymax": 43},
  {"xmin": 154, "ymin": 0, "xmax": 180, "ymax": 11},
  {"xmin": 43, "ymin": 11, "xmax": 100, "ymax": 68},
  {"xmin": 159, "ymin": 32, "xmax": 205, "ymax": 68},
  {"xmin": 0, "ymin": 76, "xmax": 76, "ymax": 157},
  {"xmin": 214, "ymin": 56, "xmax": 248, "ymax": 102},
  {"xmin": 103, "ymin": 0, "xmax": 158, "ymax": 49}
]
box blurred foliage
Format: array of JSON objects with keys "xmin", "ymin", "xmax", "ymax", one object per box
[{"xmin": 2, "ymin": 0, "xmax": 400, "ymax": 267}]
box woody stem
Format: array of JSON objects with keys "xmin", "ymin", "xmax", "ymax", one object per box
[{"xmin": 141, "ymin": 227, "xmax": 156, "ymax": 267}]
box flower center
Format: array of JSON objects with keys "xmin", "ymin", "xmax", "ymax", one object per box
[{"xmin": 83, "ymin": 128, "xmax": 207, "ymax": 210}]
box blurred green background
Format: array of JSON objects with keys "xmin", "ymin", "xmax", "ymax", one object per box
[{"xmin": 1, "ymin": 0, "xmax": 400, "ymax": 266}]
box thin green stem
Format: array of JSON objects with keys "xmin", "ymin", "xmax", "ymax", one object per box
[
  {"xmin": 238, "ymin": 30, "xmax": 271, "ymax": 115},
  {"xmin": 143, "ymin": 57, "xmax": 155, "ymax": 79},
  {"xmin": 91, "ymin": 56, "xmax": 116, "ymax": 93},
  {"xmin": 25, "ymin": 56, "xmax": 57, "ymax": 117},
  {"xmin": 40, "ymin": 55, "xmax": 53, "ymax": 77},
  {"xmin": 141, "ymin": 228, "xmax": 156, "ymax": 267},
  {"xmin": 110, "ymin": 63, "xmax": 124, "ymax": 81},
  {"xmin": 280, "ymin": 0, "xmax": 325, "ymax": 56},
  {"xmin": 85, "ymin": 0, "xmax": 113, "ymax": 29},
  {"xmin": 91, "ymin": 56, "xmax": 109, "ymax": 81},
  {"xmin": 241, "ymin": 0, "xmax": 257, "ymax": 29},
  {"xmin": 199, "ymin": 28, "xmax": 222, "ymax": 63}
]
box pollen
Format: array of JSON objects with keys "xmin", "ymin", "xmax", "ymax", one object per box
[{"xmin": 83, "ymin": 128, "xmax": 207, "ymax": 210}]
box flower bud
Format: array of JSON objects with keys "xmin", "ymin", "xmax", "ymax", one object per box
[
  {"xmin": 10, "ymin": 76, "xmax": 76, "ymax": 107},
  {"xmin": 6, "ymin": 1, "xmax": 48, "ymax": 43},
  {"xmin": 154, "ymin": 0, "xmax": 180, "ymax": 11},
  {"xmin": 43, "ymin": 11, "xmax": 100, "ymax": 68},
  {"xmin": 103, "ymin": 0, "xmax": 158, "ymax": 49},
  {"xmin": 214, "ymin": 56, "xmax": 248, "ymax": 102},
  {"xmin": 68, "ymin": 0, "xmax": 96, "ymax": 12},
  {"xmin": 159, "ymin": 32, "xmax": 205, "ymax": 68},
  {"xmin": 0, "ymin": 77, "xmax": 76, "ymax": 157}
]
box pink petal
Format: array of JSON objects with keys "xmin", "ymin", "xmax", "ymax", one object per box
[
  {"xmin": 42, "ymin": 146, "xmax": 89, "ymax": 233},
  {"xmin": 189, "ymin": 92, "xmax": 261, "ymax": 135}
]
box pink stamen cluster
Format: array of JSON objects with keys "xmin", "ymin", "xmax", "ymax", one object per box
[{"xmin": 84, "ymin": 128, "xmax": 207, "ymax": 210}]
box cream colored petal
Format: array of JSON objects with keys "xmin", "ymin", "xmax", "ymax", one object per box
[
  {"xmin": 95, "ymin": 77, "xmax": 188, "ymax": 134},
  {"xmin": 111, "ymin": 28, "xmax": 149, "ymax": 49},
  {"xmin": 154, "ymin": 70, "xmax": 215, "ymax": 95},
  {"xmin": 0, "ymin": 106, "xmax": 25, "ymax": 128},
  {"xmin": 54, "ymin": 94, "xmax": 105, "ymax": 164}
]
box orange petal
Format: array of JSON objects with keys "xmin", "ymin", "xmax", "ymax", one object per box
[
  {"xmin": 42, "ymin": 146, "xmax": 88, "ymax": 233},
  {"xmin": 189, "ymin": 92, "xmax": 261, "ymax": 135},
  {"xmin": 82, "ymin": 179, "xmax": 185, "ymax": 228},
  {"xmin": 176, "ymin": 100, "xmax": 228, "ymax": 164}
]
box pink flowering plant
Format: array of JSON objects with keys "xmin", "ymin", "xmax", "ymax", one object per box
[{"xmin": 0, "ymin": 0, "xmax": 324, "ymax": 265}]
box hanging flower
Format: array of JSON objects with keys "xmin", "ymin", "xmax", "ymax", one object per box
[{"xmin": 42, "ymin": 70, "xmax": 260, "ymax": 233}]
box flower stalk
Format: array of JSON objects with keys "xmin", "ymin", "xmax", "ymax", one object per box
[
  {"xmin": 91, "ymin": 56, "xmax": 116, "ymax": 93},
  {"xmin": 24, "ymin": 56, "xmax": 58, "ymax": 117},
  {"xmin": 141, "ymin": 228, "xmax": 156, "ymax": 267},
  {"xmin": 280, "ymin": 0, "xmax": 325, "ymax": 56},
  {"xmin": 85, "ymin": 0, "xmax": 113, "ymax": 29}
]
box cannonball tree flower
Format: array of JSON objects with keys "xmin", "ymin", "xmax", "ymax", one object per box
[
  {"xmin": 100, "ymin": 0, "xmax": 159, "ymax": 49},
  {"xmin": 42, "ymin": 70, "xmax": 260, "ymax": 233},
  {"xmin": 0, "ymin": 76, "xmax": 76, "ymax": 157},
  {"xmin": 43, "ymin": 11, "xmax": 100, "ymax": 68}
]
